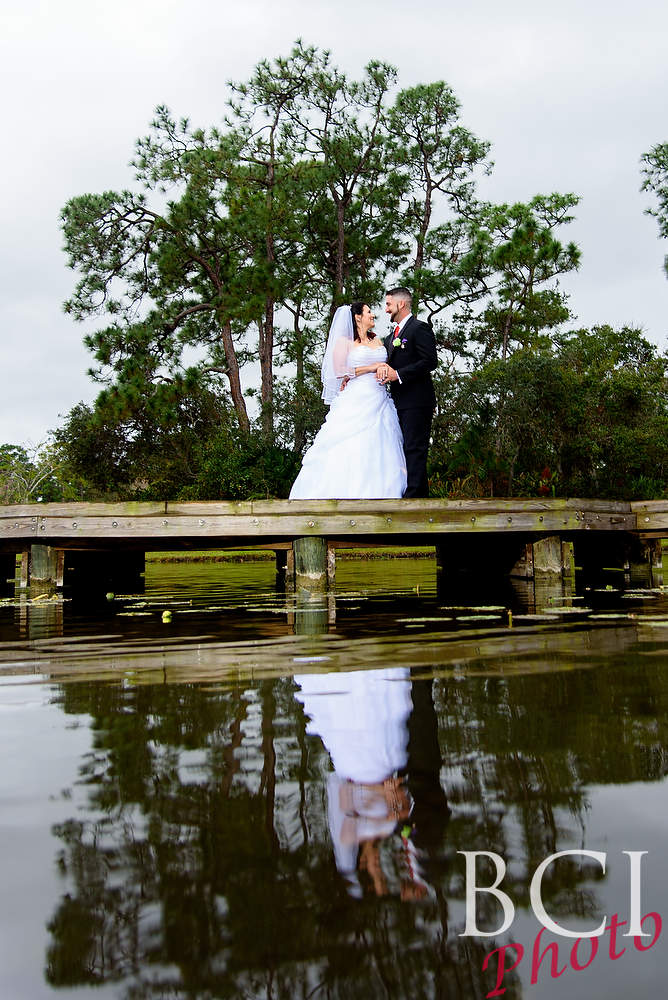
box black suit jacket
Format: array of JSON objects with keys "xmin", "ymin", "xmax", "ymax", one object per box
[{"xmin": 384, "ymin": 315, "xmax": 437, "ymax": 410}]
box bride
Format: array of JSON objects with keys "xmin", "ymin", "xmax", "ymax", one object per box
[{"xmin": 289, "ymin": 303, "xmax": 407, "ymax": 499}]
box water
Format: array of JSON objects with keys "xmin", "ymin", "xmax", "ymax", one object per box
[{"xmin": 1, "ymin": 556, "xmax": 668, "ymax": 999}]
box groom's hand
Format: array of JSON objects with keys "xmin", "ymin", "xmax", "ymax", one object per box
[{"xmin": 377, "ymin": 365, "xmax": 399, "ymax": 384}]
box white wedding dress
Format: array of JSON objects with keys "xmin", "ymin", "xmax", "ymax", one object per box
[
  {"xmin": 289, "ymin": 344, "xmax": 407, "ymax": 499},
  {"xmin": 294, "ymin": 667, "xmax": 413, "ymax": 890}
]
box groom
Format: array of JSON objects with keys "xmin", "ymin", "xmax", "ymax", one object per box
[{"xmin": 377, "ymin": 287, "xmax": 437, "ymax": 498}]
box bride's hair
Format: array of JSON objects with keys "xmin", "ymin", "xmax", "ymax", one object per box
[{"xmin": 351, "ymin": 301, "xmax": 376, "ymax": 341}]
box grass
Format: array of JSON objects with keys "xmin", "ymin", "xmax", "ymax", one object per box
[{"xmin": 146, "ymin": 546, "xmax": 435, "ymax": 563}]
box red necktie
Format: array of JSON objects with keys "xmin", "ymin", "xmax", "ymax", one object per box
[{"xmin": 394, "ymin": 325, "xmax": 400, "ymax": 337}]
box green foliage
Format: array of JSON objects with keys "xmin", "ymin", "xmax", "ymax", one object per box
[
  {"xmin": 470, "ymin": 194, "xmax": 581, "ymax": 361},
  {"xmin": 0, "ymin": 440, "xmax": 76, "ymax": 503},
  {"xmin": 387, "ymin": 81, "xmax": 492, "ymax": 318},
  {"xmin": 641, "ymin": 140, "xmax": 668, "ymax": 276},
  {"xmin": 429, "ymin": 325, "xmax": 668, "ymax": 499},
  {"xmin": 181, "ymin": 431, "xmax": 302, "ymax": 500},
  {"xmin": 62, "ymin": 40, "xmax": 579, "ymax": 467},
  {"xmin": 53, "ymin": 379, "xmax": 235, "ymax": 500},
  {"xmin": 57, "ymin": 41, "xmax": 668, "ymax": 504}
]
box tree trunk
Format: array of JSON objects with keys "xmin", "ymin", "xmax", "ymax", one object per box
[
  {"xmin": 219, "ymin": 318, "xmax": 250, "ymax": 435},
  {"xmin": 261, "ymin": 152, "xmax": 276, "ymax": 440},
  {"xmin": 334, "ymin": 196, "xmax": 346, "ymax": 298},
  {"xmin": 501, "ymin": 308, "xmax": 513, "ymax": 362},
  {"xmin": 260, "ymin": 298, "xmax": 274, "ymax": 438},
  {"xmin": 293, "ymin": 308, "xmax": 306, "ymax": 454},
  {"xmin": 413, "ymin": 184, "xmax": 433, "ymax": 311}
]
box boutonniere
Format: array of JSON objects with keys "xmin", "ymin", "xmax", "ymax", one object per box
[{"xmin": 392, "ymin": 337, "xmax": 408, "ymax": 349}]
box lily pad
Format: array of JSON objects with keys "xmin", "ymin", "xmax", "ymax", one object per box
[
  {"xmin": 440, "ymin": 605, "xmax": 505, "ymax": 612},
  {"xmin": 397, "ymin": 616, "xmax": 452, "ymax": 623},
  {"xmin": 589, "ymin": 613, "xmax": 631, "ymax": 620},
  {"xmin": 511, "ymin": 614, "xmax": 562, "ymax": 622},
  {"xmin": 456, "ymin": 614, "xmax": 503, "ymax": 621},
  {"xmin": 543, "ymin": 606, "xmax": 593, "ymax": 614}
]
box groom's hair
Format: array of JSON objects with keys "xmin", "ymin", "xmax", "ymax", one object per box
[{"xmin": 387, "ymin": 286, "xmax": 412, "ymax": 306}]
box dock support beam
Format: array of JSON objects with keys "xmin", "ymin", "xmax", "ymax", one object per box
[
  {"xmin": 530, "ymin": 536, "xmax": 575, "ymax": 578},
  {"xmin": 19, "ymin": 545, "xmax": 64, "ymax": 592},
  {"xmin": 327, "ymin": 543, "xmax": 336, "ymax": 587},
  {"xmin": 574, "ymin": 534, "xmax": 663, "ymax": 586},
  {"xmin": 631, "ymin": 538, "xmax": 664, "ymax": 586},
  {"xmin": 16, "ymin": 547, "xmax": 145, "ymax": 595},
  {"xmin": 436, "ymin": 535, "xmax": 574, "ymax": 581},
  {"xmin": 293, "ymin": 537, "xmax": 328, "ymax": 590}
]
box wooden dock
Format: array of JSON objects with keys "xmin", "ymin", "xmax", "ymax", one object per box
[{"xmin": 1, "ymin": 498, "xmax": 666, "ymax": 592}]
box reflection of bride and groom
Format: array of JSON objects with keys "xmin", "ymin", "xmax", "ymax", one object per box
[
  {"xmin": 290, "ymin": 288, "xmax": 445, "ymax": 895},
  {"xmin": 294, "ymin": 667, "xmax": 450, "ymax": 900},
  {"xmin": 289, "ymin": 287, "xmax": 437, "ymax": 500}
]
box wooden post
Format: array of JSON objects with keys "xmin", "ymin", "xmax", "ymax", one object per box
[
  {"xmin": 532, "ymin": 536, "xmax": 563, "ymax": 575},
  {"xmin": 625, "ymin": 536, "xmax": 662, "ymax": 587},
  {"xmin": 636, "ymin": 538, "xmax": 664, "ymax": 587},
  {"xmin": 293, "ymin": 536, "xmax": 328, "ymax": 590},
  {"xmin": 561, "ymin": 539, "xmax": 576, "ymax": 583},
  {"xmin": 286, "ymin": 545, "xmax": 295, "ymax": 591},
  {"xmin": 327, "ymin": 543, "xmax": 336, "ymax": 586},
  {"xmin": 294, "ymin": 588, "xmax": 329, "ymax": 635},
  {"xmin": 649, "ymin": 538, "xmax": 664, "ymax": 587},
  {"xmin": 19, "ymin": 549, "xmax": 29, "ymax": 589},
  {"xmin": 56, "ymin": 550, "xmax": 65, "ymax": 589},
  {"xmin": 508, "ymin": 542, "xmax": 534, "ymax": 579},
  {"xmin": 275, "ymin": 549, "xmax": 287, "ymax": 579},
  {"xmin": 25, "ymin": 598, "xmax": 64, "ymax": 639},
  {"xmin": 29, "ymin": 544, "xmax": 59, "ymax": 591}
]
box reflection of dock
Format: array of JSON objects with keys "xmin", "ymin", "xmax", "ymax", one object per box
[
  {"xmin": 0, "ymin": 498, "xmax": 665, "ymax": 592},
  {"xmin": 0, "ymin": 617, "xmax": 642, "ymax": 685}
]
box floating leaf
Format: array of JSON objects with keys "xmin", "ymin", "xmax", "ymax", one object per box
[
  {"xmin": 440, "ymin": 605, "xmax": 505, "ymax": 612},
  {"xmin": 545, "ymin": 605, "xmax": 594, "ymax": 615},
  {"xmin": 456, "ymin": 614, "xmax": 503, "ymax": 621},
  {"xmin": 589, "ymin": 613, "xmax": 631, "ymax": 620},
  {"xmin": 511, "ymin": 614, "xmax": 561, "ymax": 622},
  {"xmin": 397, "ymin": 616, "xmax": 453, "ymax": 623}
]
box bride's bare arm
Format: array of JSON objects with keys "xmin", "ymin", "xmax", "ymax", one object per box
[{"xmin": 353, "ymin": 362, "xmax": 381, "ymax": 376}]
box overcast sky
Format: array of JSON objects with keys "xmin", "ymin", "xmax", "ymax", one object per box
[{"xmin": 1, "ymin": 0, "xmax": 666, "ymax": 446}]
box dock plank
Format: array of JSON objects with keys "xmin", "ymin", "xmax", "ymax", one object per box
[{"xmin": 0, "ymin": 505, "xmax": 638, "ymax": 543}]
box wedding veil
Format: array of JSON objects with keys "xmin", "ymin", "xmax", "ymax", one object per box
[{"xmin": 321, "ymin": 305, "xmax": 354, "ymax": 405}]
